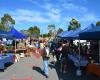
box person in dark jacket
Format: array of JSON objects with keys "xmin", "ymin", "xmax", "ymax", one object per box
[
  {"xmin": 55, "ymin": 41, "xmax": 62, "ymax": 62},
  {"xmin": 60, "ymin": 40, "xmax": 69, "ymax": 73}
]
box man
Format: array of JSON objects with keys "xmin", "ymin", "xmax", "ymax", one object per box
[{"xmin": 42, "ymin": 44, "xmax": 50, "ymax": 78}]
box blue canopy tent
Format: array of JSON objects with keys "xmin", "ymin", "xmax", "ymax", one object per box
[
  {"xmin": 57, "ymin": 30, "xmax": 74, "ymax": 40},
  {"xmin": 62, "ymin": 29, "xmax": 81, "ymax": 39},
  {"xmin": 57, "ymin": 30, "xmax": 68, "ymax": 37},
  {"xmin": 79, "ymin": 26, "xmax": 100, "ymax": 40},
  {"xmin": 60, "ymin": 30, "xmax": 73, "ymax": 38},
  {"xmin": 9, "ymin": 28, "xmax": 27, "ymax": 53},
  {"xmin": 61, "ymin": 29, "xmax": 83, "ymax": 75},
  {"xmin": 9, "ymin": 28, "xmax": 27, "ymax": 39},
  {"xmin": 79, "ymin": 26, "xmax": 100, "ymax": 64},
  {"xmin": 0, "ymin": 30, "xmax": 13, "ymax": 39},
  {"xmin": 57, "ymin": 25, "xmax": 97, "ymax": 75},
  {"xmin": 60, "ymin": 27, "xmax": 94, "ymax": 75},
  {"xmin": 61, "ymin": 24, "xmax": 95, "ymax": 40}
]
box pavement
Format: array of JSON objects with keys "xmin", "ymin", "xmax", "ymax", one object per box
[
  {"xmin": 0, "ymin": 55, "xmax": 58, "ymax": 80},
  {"xmin": 0, "ymin": 54, "xmax": 100, "ymax": 80}
]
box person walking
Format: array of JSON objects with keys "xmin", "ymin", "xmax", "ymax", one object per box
[{"xmin": 42, "ymin": 44, "xmax": 50, "ymax": 78}]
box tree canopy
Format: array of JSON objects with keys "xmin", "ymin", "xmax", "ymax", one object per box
[
  {"xmin": 0, "ymin": 14, "xmax": 15, "ymax": 31},
  {"xmin": 48, "ymin": 24, "xmax": 55, "ymax": 31},
  {"xmin": 0, "ymin": 23, "xmax": 4, "ymax": 30},
  {"xmin": 96, "ymin": 21, "xmax": 100, "ymax": 26},
  {"xmin": 47, "ymin": 24, "xmax": 56, "ymax": 37},
  {"xmin": 28, "ymin": 26, "xmax": 40, "ymax": 38},
  {"xmin": 1, "ymin": 14, "xmax": 15, "ymax": 25},
  {"xmin": 57, "ymin": 28, "xmax": 63, "ymax": 34},
  {"xmin": 68, "ymin": 18, "xmax": 81, "ymax": 31}
]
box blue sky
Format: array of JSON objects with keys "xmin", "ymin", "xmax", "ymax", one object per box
[{"xmin": 0, "ymin": 0, "xmax": 100, "ymax": 34}]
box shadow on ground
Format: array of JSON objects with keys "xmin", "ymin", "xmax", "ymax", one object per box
[
  {"xmin": 32, "ymin": 66, "xmax": 44, "ymax": 76},
  {"xmin": 0, "ymin": 62, "xmax": 13, "ymax": 72}
]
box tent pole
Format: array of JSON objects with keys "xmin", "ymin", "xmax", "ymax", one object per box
[
  {"xmin": 99, "ymin": 40, "xmax": 100, "ymax": 64},
  {"xmin": 76, "ymin": 39, "xmax": 82, "ymax": 76},
  {"xmin": 79, "ymin": 39, "xmax": 81, "ymax": 69},
  {"xmin": 15, "ymin": 39, "xmax": 16, "ymax": 53}
]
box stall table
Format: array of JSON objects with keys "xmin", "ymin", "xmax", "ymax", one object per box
[
  {"xmin": 0, "ymin": 54, "xmax": 14, "ymax": 70},
  {"xmin": 86, "ymin": 64, "xmax": 100, "ymax": 77},
  {"xmin": 68, "ymin": 54, "xmax": 88, "ymax": 67}
]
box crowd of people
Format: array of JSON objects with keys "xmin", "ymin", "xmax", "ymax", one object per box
[
  {"xmin": 0, "ymin": 38, "xmax": 99, "ymax": 78},
  {"xmin": 36, "ymin": 40, "xmax": 73, "ymax": 78},
  {"xmin": 35, "ymin": 39, "xmax": 99, "ymax": 78}
]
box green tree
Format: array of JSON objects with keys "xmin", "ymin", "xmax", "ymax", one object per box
[
  {"xmin": 0, "ymin": 23, "xmax": 4, "ymax": 30},
  {"xmin": 1, "ymin": 14, "xmax": 15, "ymax": 31},
  {"xmin": 28, "ymin": 26, "xmax": 40, "ymax": 38},
  {"xmin": 96, "ymin": 21, "xmax": 100, "ymax": 26},
  {"xmin": 48, "ymin": 24, "xmax": 55, "ymax": 31},
  {"xmin": 68, "ymin": 18, "xmax": 81, "ymax": 31},
  {"xmin": 20, "ymin": 30, "xmax": 29, "ymax": 36},
  {"xmin": 48, "ymin": 30, "xmax": 52, "ymax": 37},
  {"xmin": 57, "ymin": 28, "xmax": 63, "ymax": 34},
  {"xmin": 42, "ymin": 34, "xmax": 48, "ymax": 38},
  {"xmin": 47, "ymin": 24, "xmax": 56, "ymax": 38}
]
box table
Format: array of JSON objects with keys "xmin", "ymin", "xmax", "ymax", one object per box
[
  {"xmin": 0, "ymin": 54, "xmax": 14, "ymax": 70},
  {"xmin": 15, "ymin": 49, "xmax": 27, "ymax": 53},
  {"xmin": 86, "ymin": 64, "xmax": 100, "ymax": 77},
  {"xmin": 68, "ymin": 54, "xmax": 88, "ymax": 67}
]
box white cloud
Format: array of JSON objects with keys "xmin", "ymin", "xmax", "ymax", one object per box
[
  {"xmin": 44, "ymin": 3, "xmax": 61, "ymax": 14},
  {"xmin": 10, "ymin": 9, "xmax": 50, "ymax": 23},
  {"xmin": 0, "ymin": 9, "xmax": 61, "ymax": 23},
  {"xmin": 15, "ymin": 9, "xmax": 41, "ymax": 17},
  {"xmin": 42, "ymin": 3, "xmax": 61, "ymax": 22},
  {"xmin": 62, "ymin": 3, "xmax": 88, "ymax": 12},
  {"xmin": 50, "ymin": 8, "xmax": 61, "ymax": 14},
  {"xmin": 25, "ymin": 0, "xmax": 62, "ymax": 17},
  {"xmin": 47, "ymin": 12, "xmax": 60, "ymax": 22},
  {"xmin": 80, "ymin": 13, "xmax": 99, "ymax": 22}
]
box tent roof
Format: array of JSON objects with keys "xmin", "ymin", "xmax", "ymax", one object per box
[
  {"xmin": 59, "ymin": 25, "xmax": 95, "ymax": 40},
  {"xmin": 79, "ymin": 26, "xmax": 100, "ymax": 40},
  {"xmin": 62, "ymin": 29, "xmax": 81, "ymax": 39},
  {"xmin": 9, "ymin": 28, "xmax": 27, "ymax": 39},
  {"xmin": 0, "ymin": 30, "xmax": 13, "ymax": 38}
]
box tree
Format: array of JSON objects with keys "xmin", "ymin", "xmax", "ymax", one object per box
[
  {"xmin": 0, "ymin": 23, "xmax": 4, "ymax": 30},
  {"xmin": 47, "ymin": 24, "xmax": 56, "ymax": 38},
  {"xmin": 1, "ymin": 14, "xmax": 15, "ymax": 31},
  {"xmin": 42, "ymin": 34, "xmax": 48, "ymax": 38},
  {"xmin": 20, "ymin": 30, "xmax": 29, "ymax": 36},
  {"xmin": 48, "ymin": 30, "xmax": 52, "ymax": 37},
  {"xmin": 28, "ymin": 26, "xmax": 40, "ymax": 38},
  {"xmin": 68, "ymin": 18, "xmax": 81, "ymax": 31},
  {"xmin": 57, "ymin": 28, "xmax": 63, "ymax": 34},
  {"xmin": 96, "ymin": 21, "xmax": 100, "ymax": 26},
  {"xmin": 48, "ymin": 24, "xmax": 55, "ymax": 31}
]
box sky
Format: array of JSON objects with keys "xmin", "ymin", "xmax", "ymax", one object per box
[{"xmin": 0, "ymin": 0, "xmax": 100, "ymax": 34}]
